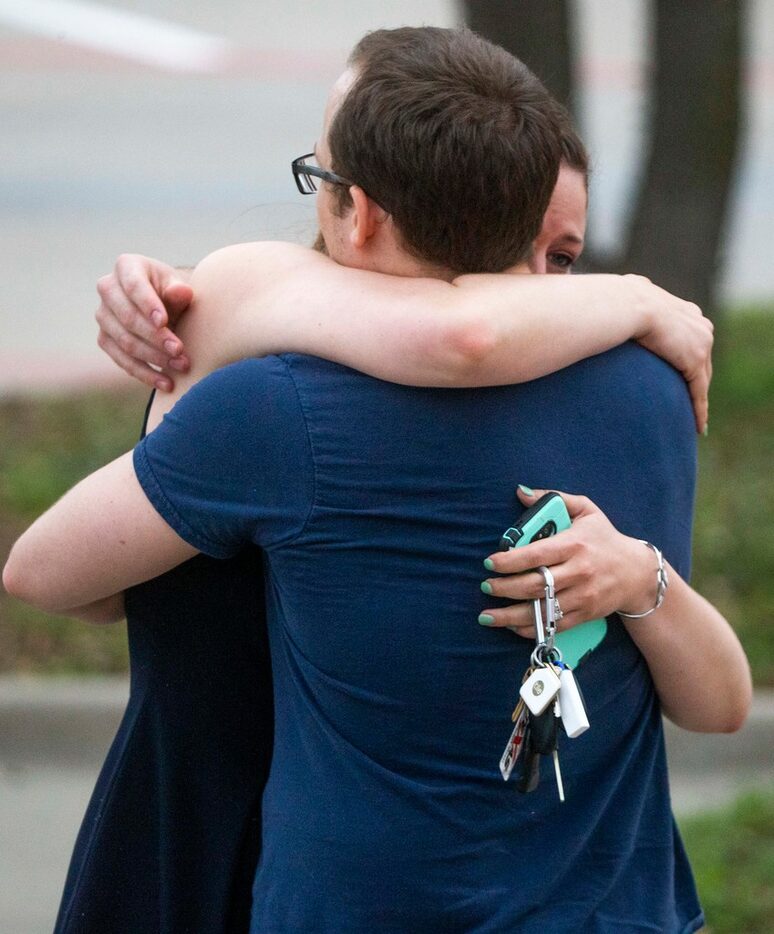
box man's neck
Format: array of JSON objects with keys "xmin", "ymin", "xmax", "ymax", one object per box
[{"xmin": 345, "ymin": 239, "xmax": 456, "ymax": 282}]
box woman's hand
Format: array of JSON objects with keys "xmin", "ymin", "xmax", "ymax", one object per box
[
  {"xmin": 478, "ymin": 486, "xmax": 655, "ymax": 637},
  {"xmin": 625, "ymin": 274, "xmax": 714, "ymax": 435},
  {"xmin": 95, "ymin": 254, "xmax": 194, "ymax": 391}
]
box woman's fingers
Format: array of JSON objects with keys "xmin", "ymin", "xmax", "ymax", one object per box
[
  {"xmin": 484, "ymin": 487, "xmax": 604, "ymax": 578},
  {"xmin": 162, "ymin": 281, "xmax": 195, "ymax": 319},
  {"xmin": 479, "ymin": 589, "xmax": 586, "ymax": 634},
  {"xmin": 96, "ymin": 298, "xmax": 174, "ymax": 371},
  {"xmin": 688, "ymin": 368, "xmax": 710, "ymax": 435},
  {"xmin": 478, "ymin": 601, "xmax": 535, "ymax": 635},
  {"xmin": 485, "ymin": 534, "xmax": 574, "ymax": 576},
  {"xmin": 95, "ymin": 255, "xmax": 195, "ymax": 391},
  {"xmin": 482, "ymin": 556, "xmax": 593, "ymax": 602},
  {"xmin": 96, "ymin": 331, "xmax": 174, "ymax": 392},
  {"xmin": 481, "ymin": 568, "xmax": 551, "ymax": 601},
  {"xmin": 515, "ymin": 485, "xmax": 595, "ymax": 522},
  {"xmin": 114, "ymin": 254, "xmax": 174, "ymax": 327},
  {"xmin": 97, "ymin": 274, "xmax": 169, "ymax": 347}
]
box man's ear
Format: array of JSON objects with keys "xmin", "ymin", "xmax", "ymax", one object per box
[{"xmin": 348, "ymin": 185, "xmax": 386, "ymax": 248}]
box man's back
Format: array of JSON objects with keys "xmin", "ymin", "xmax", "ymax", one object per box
[{"xmin": 135, "ymin": 342, "xmax": 702, "ymax": 933}]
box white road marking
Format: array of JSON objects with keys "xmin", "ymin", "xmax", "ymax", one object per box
[{"xmin": 0, "ymin": 0, "xmax": 233, "ymax": 72}]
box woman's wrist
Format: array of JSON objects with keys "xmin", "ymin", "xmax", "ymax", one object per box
[
  {"xmin": 616, "ymin": 535, "xmax": 663, "ymax": 617},
  {"xmin": 622, "ymin": 274, "xmax": 658, "ymax": 341},
  {"xmin": 619, "ymin": 542, "xmax": 669, "ymax": 618}
]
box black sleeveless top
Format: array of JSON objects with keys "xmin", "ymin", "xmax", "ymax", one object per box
[{"xmin": 54, "ymin": 396, "xmax": 273, "ymax": 934}]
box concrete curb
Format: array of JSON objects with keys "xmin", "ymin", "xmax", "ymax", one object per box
[
  {"xmin": 0, "ymin": 676, "xmax": 771, "ymax": 812},
  {"xmin": 663, "ymin": 692, "xmax": 774, "ymax": 813},
  {"xmin": 0, "ymin": 676, "xmax": 128, "ymax": 769}
]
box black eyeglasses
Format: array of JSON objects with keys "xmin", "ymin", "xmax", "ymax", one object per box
[{"xmin": 291, "ymin": 152, "xmax": 354, "ymax": 195}]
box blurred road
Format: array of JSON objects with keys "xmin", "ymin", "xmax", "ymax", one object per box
[
  {"xmin": 1, "ymin": 676, "xmax": 772, "ymax": 934},
  {"xmin": 1, "ymin": 0, "xmax": 774, "ymax": 393}
]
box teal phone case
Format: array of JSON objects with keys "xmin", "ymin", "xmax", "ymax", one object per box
[{"xmin": 500, "ymin": 492, "xmax": 607, "ymax": 668}]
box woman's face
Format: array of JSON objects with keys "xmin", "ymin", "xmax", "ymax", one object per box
[{"xmin": 530, "ymin": 163, "xmax": 587, "ymax": 274}]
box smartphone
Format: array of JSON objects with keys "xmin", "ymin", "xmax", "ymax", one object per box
[{"xmin": 499, "ymin": 492, "xmax": 607, "ymax": 668}]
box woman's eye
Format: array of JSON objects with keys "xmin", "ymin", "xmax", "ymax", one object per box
[{"xmin": 547, "ymin": 252, "xmax": 575, "ymax": 271}]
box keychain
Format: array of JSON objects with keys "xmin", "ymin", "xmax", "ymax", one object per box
[{"xmin": 499, "ymin": 566, "xmax": 590, "ymax": 799}]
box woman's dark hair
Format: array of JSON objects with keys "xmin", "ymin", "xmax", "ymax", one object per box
[
  {"xmin": 327, "ymin": 27, "xmax": 563, "ymax": 274},
  {"xmin": 551, "ymin": 100, "xmax": 589, "ymax": 186}
]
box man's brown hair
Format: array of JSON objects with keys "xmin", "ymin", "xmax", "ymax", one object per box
[{"xmin": 327, "ymin": 27, "xmax": 563, "ymax": 274}]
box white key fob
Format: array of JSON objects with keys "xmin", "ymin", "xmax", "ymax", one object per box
[
  {"xmin": 519, "ymin": 666, "xmax": 561, "ymax": 715},
  {"xmin": 558, "ymin": 668, "xmax": 589, "ymax": 738}
]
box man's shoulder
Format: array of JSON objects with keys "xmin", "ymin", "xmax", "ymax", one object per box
[
  {"xmin": 589, "ymin": 340, "xmax": 685, "ymax": 380},
  {"xmin": 166, "ymin": 356, "xmax": 304, "ymax": 436},
  {"xmin": 571, "ymin": 342, "xmax": 691, "ymax": 408},
  {"xmin": 525, "ymin": 342, "xmax": 696, "ymax": 477}
]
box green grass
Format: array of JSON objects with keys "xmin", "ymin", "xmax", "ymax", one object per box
[
  {"xmin": 0, "ymin": 387, "xmax": 147, "ymax": 673},
  {"xmin": 0, "ymin": 309, "xmax": 772, "ymax": 677},
  {"xmin": 692, "ymin": 311, "xmax": 774, "ymax": 685},
  {"xmin": 0, "ymin": 388, "xmax": 147, "ymax": 521},
  {"xmin": 679, "ymin": 790, "xmax": 774, "ymax": 933},
  {"xmin": 0, "ymin": 598, "xmax": 130, "ymax": 674}
]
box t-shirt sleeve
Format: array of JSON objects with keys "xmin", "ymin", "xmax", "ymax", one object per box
[{"xmin": 133, "ymin": 356, "xmax": 314, "ymax": 558}]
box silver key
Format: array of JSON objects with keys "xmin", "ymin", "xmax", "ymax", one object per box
[
  {"xmin": 551, "ymin": 699, "xmax": 566, "ymax": 802},
  {"xmin": 552, "ymin": 749, "xmax": 565, "ymax": 802}
]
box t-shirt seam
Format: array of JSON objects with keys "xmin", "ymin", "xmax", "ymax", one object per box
[
  {"xmin": 133, "ymin": 443, "xmax": 235, "ymax": 558},
  {"xmin": 275, "ymin": 355, "xmax": 318, "ymax": 546}
]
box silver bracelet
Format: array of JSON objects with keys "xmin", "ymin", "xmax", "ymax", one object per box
[{"xmin": 617, "ymin": 541, "xmax": 669, "ymax": 619}]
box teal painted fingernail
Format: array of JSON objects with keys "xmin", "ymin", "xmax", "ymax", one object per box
[
  {"xmin": 518, "ymin": 484, "xmax": 534, "ymax": 496},
  {"xmin": 478, "ymin": 614, "xmax": 495, "ymax": 626},
  {"xmin": 702, "ymin": 424, "xmax": 709, "ymax": 437},
  {"xmin": 483, "ymin": 558, "xmax": 495, "ymax": 572},
  {"xmin": 480, "ymin": 581, "xmax": 493, "ymax": 595}
]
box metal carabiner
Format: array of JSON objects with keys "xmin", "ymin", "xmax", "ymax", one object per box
[
  {"xmin": 532, "ymin": 591, "xmax": 546, "ymax": 647},
  {"xmin": 537, "ymin": 565, "xmax": 556, "ymax": 652}
]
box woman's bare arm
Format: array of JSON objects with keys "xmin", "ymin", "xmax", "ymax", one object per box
[
  {"xmin": 97, "ymin": 243, "xmax": 713, "ymax": 432},
  {"xmin": 3, "ymin": 453, "xmax": 198, "ymax": 613}
]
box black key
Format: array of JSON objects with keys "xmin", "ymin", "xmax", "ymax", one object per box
[
  {"xmin": 529, "ymin": 705, "xmax": 558, "ymax": 756},
  {"xmin": 516, "ymin": 744, "xmax": 541, "ymax": 794},
  {"xmin": 516, "ymin": 712, "xmax": 545, "ymax": 794}
]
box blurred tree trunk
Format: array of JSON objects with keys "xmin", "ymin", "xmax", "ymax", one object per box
[
  {"xmin": 617, "ymin": 0, "xmax": 743, "ymax": 318},
  {"xmin": 462, "ymin": 0, "xmax": 744, "ymax": 320},
  {"xmin": 462, "ymin": 0, "xmax": 578, "ymax": 112}
]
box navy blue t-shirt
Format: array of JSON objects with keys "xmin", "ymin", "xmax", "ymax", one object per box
[{"xmin": 135, "ymin": 345, "xmax": 703, "ymax": 933}]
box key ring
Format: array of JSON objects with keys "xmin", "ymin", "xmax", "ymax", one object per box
[{"xmin": 530, "ymin": 642, "xmax": 563, "ymax": 669}]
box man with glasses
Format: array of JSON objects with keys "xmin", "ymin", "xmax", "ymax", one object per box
[
  {"xmin": 292, "ymin": 152, "xmax": 351, "ymax": 194},
  {"xmin": 7, "ymin": 26, "xmax": 711, "ymax": 932}
]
